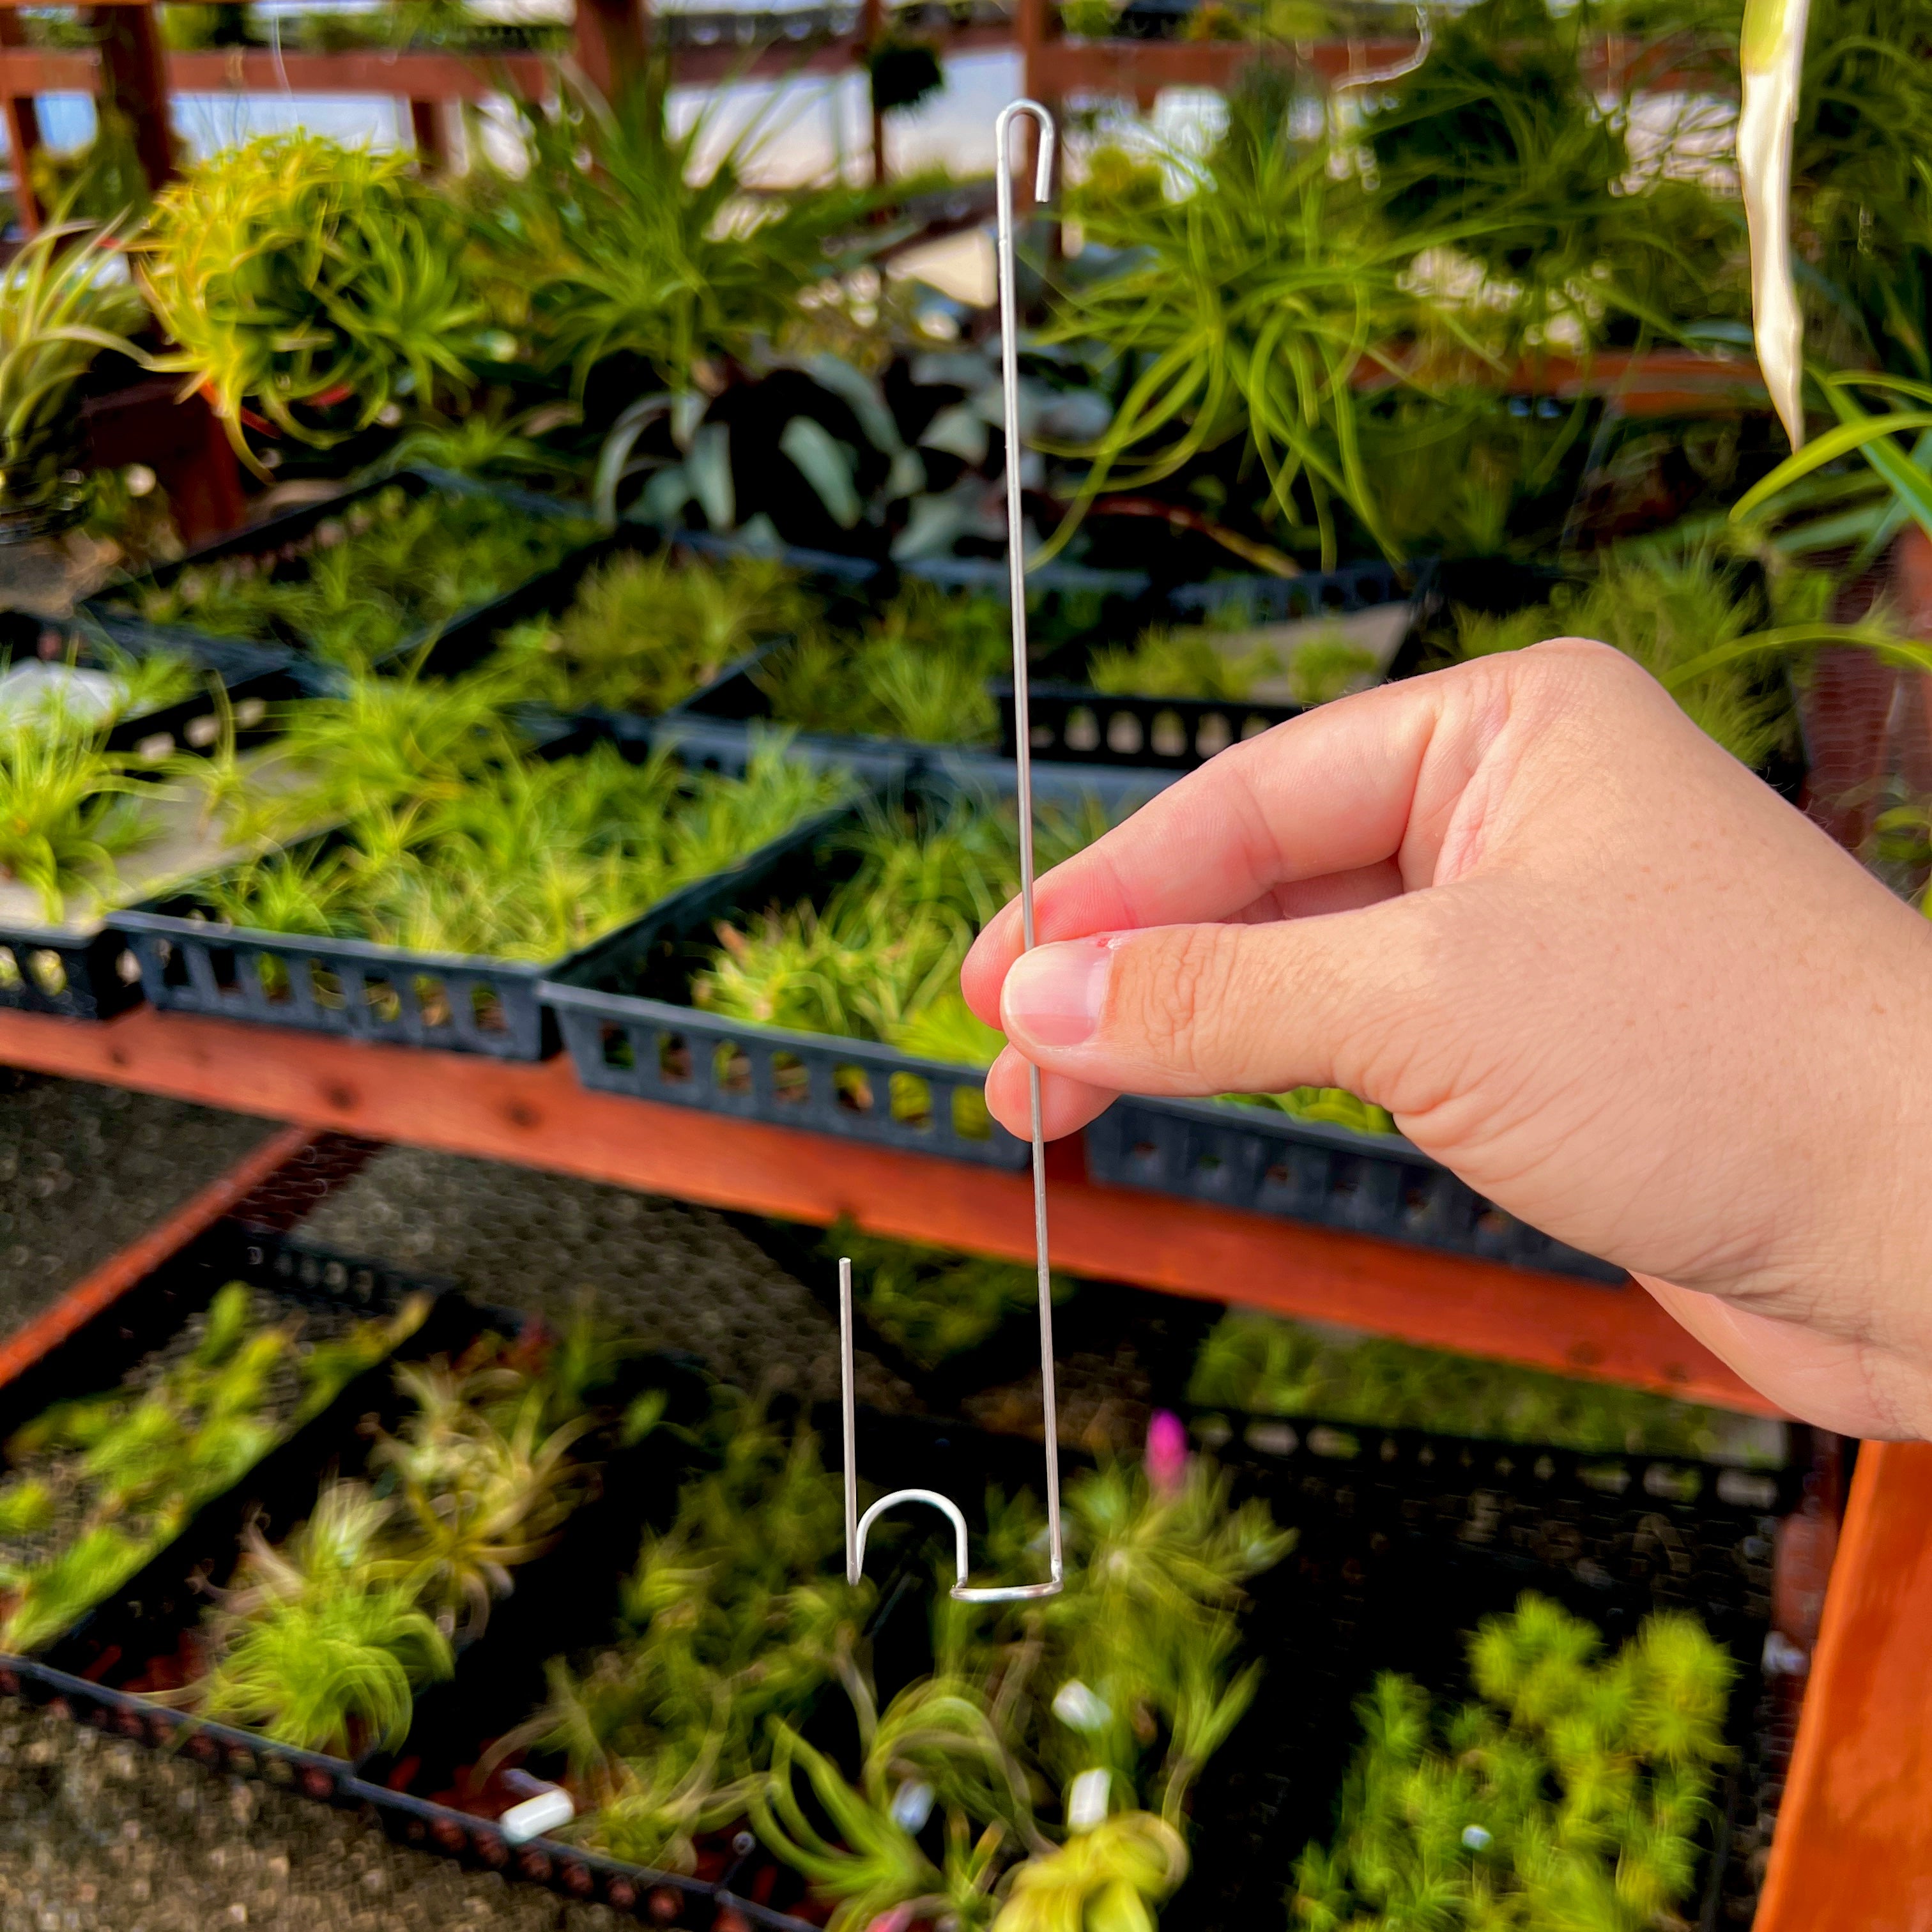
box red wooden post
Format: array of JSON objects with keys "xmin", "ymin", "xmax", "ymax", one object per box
[
  {"xmin": 90, "ymin": 2, "xmax": 176, "ymax": 196},
  {"xmin": 572, "ymin": 0, "xmax": 648, "ymax": 102},
  {"xmin": 0, "ymin": 12, "xmax": 45, "ymax": 234},
  {"xmin": 408, "ymin": 96, "xmax": 448, "ymax": 169}
]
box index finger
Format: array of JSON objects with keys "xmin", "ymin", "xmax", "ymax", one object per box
[{"xmin": 962, "ymin": 657, "xmax": 1502, "ymax": 1022}]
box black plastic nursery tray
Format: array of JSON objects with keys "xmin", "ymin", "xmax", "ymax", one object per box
[
  {"xmin": 541, "ymin": 758, "xmax": 1165, "ymax": 1168},
  {"xmin": 1085, "ymin": 1093, "xmax": 1624, "ymax": 1282},
  {"xmin": 112, "ymin": 728, "xmax": 870, "ymax": 1061},
  {"xmin": 995, "ymin": 558, "xmax": 1414, "ymax": 771},
  {"xmin": 14, "ymin": 1291, "xmax": 822, "ymax": 1932},
  {"xmin": 78, "ymin": 466, "xmax": 593, "ymax": 684},
  {"xmin": 1156, "ymin": 1405, "xmax": 1798, "ymax": 1931},
  {"xmin": 0, "ymin": 1220, "xmax": 453, "ymax": 1661}
]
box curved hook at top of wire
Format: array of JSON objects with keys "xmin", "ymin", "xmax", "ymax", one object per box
[{"xmin": 1331, "ymin": 4, "xmax": 1433, "ymax": 95}]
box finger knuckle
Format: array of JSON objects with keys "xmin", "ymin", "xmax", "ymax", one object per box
[{"xmin": 1117, "ymin": 926, "xmax": 1241, "ymax": 1078}]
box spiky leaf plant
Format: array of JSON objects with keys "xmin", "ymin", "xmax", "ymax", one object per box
[
  {"xmin": 494, "ymin": 549, "xmax": 815, "ymax": 716},
  {"xmin": 1291, "ymin": 1594, "xmax": 1735, "ymax": 1931},
  {"xmin": 465, "ymin": 71, "xmax": 886, "ymax": 395},
  {"xmin": 744, "ymin": 1431, "xmax": 1288, "ymax": 1930},
  {"xmin": 185, "ymin": 1312, "xmax": 631, "ymax": 1752},
  {"xmin": 137, "ymin": 134, "xmax": 484, "ymax": 467},
  {"xmin": 751, "ymin": 585, "xmax": 1011, "ymax": 746},
  {"xmin": 1189, "ymin": 1309, "xmax": 1783, "ymax": 1463},
  {"xmin": 0, "ymin": 217, "xmax": 147, "ymax": 525}
]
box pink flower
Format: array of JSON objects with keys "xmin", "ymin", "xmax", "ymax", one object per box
[
  {"xmin": 864, "ymin": 1908, "xmax": 917, "ymax": 1932},
  {"xmin": 1146, "ymin": 1409, "xmax": 1190, "ymax": 1496}
]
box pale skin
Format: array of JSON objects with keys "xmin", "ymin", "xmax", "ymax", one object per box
[{"xmin": 962, "ymin": 639, "xmax": 1932, "ymax": 1441}]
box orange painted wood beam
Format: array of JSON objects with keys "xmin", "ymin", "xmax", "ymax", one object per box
[
  {"xmin": 0, "ymin": 1006, "xmax": 1777, "ymax": 1414},
  {"xmin": 0, "ymin": 1119, "xmax": 318, "ymax": 1390},
  {"xmin": 1756, "ymin": 1438, "xmax": 1932, "ymax": 1930}
]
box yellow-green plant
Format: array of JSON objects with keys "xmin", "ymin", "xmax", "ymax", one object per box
[
  {"xmin": 137, "ymin": 134, "xmax": 483, "ymax": 466},
  {"xmin": 0, "ymin": 218, "xmax": 147, "ymax": 522},
  {"xmin": 1292, "ymin": 1594, "xmax": 1735, "ymax": 1931}
]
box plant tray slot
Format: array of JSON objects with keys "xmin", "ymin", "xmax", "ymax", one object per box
[
  {"xmin": 0, "ymin": 922, "xmax": 142, "ymax": 1021},
  {"xmin": 79, "ymin": 468, "xmax": 587, "ymax": 686},
  {"xmin": 1084, "ymin": 1094, "xmax": 1625, "ymax": 1282}
]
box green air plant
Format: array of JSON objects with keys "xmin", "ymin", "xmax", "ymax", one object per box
[
  {"xmin": 821, "ymin": 1223, "xmax": 1071, "ymax": 1374},
  {"xmin": 201, "ymin": 734, "xmax": 850, "ymax": 968},
  {"xmin": 519, "ymin": 1390, "xmax": 864, "ymax": 1874},
  {"xmin": 0, "ymin": 692, "xmax": 151, "ymax": 921},
  {"xmin": 107, "ymin": 484, "xmax": 592, "ymax": 669},
  {"xmin": 1190, "ymin": 1308, "xmax": 1786, "ymax": 1463},
  {"xmin": 495, "ymin": 549, "xmax": 816, "ymax": 717},
  {"xmin": 0, "ymin": 1284, "xmax": 427, "ymax": 1653},
  {"xmin": 187, "ymin": 1315, "xmax": 628, "ymax": 1753},
  {"xmin": 1088, "ymin": 626, "xmax": 1284, "ymax": 703},
  {"xmin": 466, "ymin": 71, "xmax": 885, "ymax": 397},
  {"xmin": 1447, "ymin": 549, "xmax": 1821, "ymax": 770},
  {"xmin": 749, "ymin": 1434, "xmax": 1289, "ymax": 1930},
  {"xmin": 0, "ymin": 218, "xmax": 148, "ymax": 530},
  {"xmin": 136, "ymin": 133, "xmax": 484, "ymax": 468},
  {"xmin": 1292, "ymin": 1593, "xmax": 1735, "ymax": 1931},
  {"xmin": 751, "ymin": 583, "xmax": 1011, "ymax": 746}
]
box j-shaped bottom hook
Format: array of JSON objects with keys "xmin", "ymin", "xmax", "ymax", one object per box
[{"xmin": 839, "ymin": 1257, "xmax": 1062, "ymax": 1603}]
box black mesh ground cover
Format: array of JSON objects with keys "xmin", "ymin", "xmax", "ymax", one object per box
[{"xmin": 0, "ymin": 1073, "xmax": 274, "ymax": 1340}]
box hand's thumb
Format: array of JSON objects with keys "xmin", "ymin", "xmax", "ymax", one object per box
[{"xmin": 995, "ymin": 907, "xmax": 1425, "ymax": 1105}]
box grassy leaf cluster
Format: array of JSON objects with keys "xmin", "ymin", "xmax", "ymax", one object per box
[
  {"xmin": 528, "ymin": 1390, "xmax": 859, "ymax": 1872},
  {"xmin": 494, "ymin": 549, "xmax": 813, "ymax": 717},
  {"xmin": 822, "ymin": 1223, "xmax": 1071, "ymax": 1374},
  {"xmin": 466, "ymin": 73, "xmax": 886, "ymax": 394},
  {"xmin": 693, "ymin": 795, "xmax": 1103, "ymax": 1066},
  {"xmin": 1448, "ymin": 551, "xmax": 1809, "ymax": 770},
  {"xmin": 112, "ymin": 484, "xmax": 592, "ymax": 668},
  {"xmin": 535, "ymin": 1390, "xmax": 1287, "ymax": 1931},
  {"xmin": 192, "ymin": 1315, "xmax": 629, "ymax": 1756},
  {"xmin": 1294, "ymin": 1593, "xmax": 1735, "ymax": 1931},
  {"xmin": 137, "ymin": 134, "xmax": 484, "ymax": 464},
  {"xmin": 198, "ymin": 701, "xmax": 852, "ymax": 964},
  {"xmin": 0, "ymin": 218, "xmax": 148, "ymax": 515},
  {"xmin": 752, "ymin": 583, "xmax": 1011, "ymax": 746},
  {"xmin": 751, "ymin": 1445, "xmax": 1291, "ymax": 1931},
  {"xmin": 0, "ymin": 1283, "xmax": 425, "ymax": 1653},
  {"xmin": 1190, "ymin": 1309, "xmax": 1781, "ymax": 1463}
]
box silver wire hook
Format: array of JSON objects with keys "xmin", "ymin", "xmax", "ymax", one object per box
[{"xmin": 838, "ymin": 100, "xmax": 1065, "ymax": 1606}]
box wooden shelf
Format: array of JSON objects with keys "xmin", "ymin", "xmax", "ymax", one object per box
[{"xmin": 0, "ymin": 1002, "xmax": 1776, "ymax": 1415}]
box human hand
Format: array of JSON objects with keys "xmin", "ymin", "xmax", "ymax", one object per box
[{"xmin": 962, "ymin": 641, "xmax": 1932, "ymax": 1438}]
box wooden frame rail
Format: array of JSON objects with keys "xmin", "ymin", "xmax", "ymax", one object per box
[{"xmin": 0, "ymin": 1002, "xmax": 1777, "ymax": 1414}]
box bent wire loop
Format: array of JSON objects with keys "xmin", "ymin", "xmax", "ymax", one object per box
[{"xmin": 838, "ymin": 98, "xmax": 1066, "ymax": 1606}]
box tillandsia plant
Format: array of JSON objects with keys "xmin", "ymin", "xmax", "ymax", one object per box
[
  {"xmin": 1189, "ymin": 1309, "xmax": 1785, "ymax": 1464},
  {"xmin": 105, "ymin": 483, "xmax": 594, "ymax": 669},
  {"xmin": 188, "ymin": 1312, "xmax": 633, "ymax": 1755},
  {"xmin": 0, "ymin": 216, "xmax": 148, "ymax": 535},
  {"xmin": 691, "ymin": 793, "xmax": 1103, "ymax": 1130},
  {"xmin": 494, "ymin": 549, "xmax": 817, "ymax": 717},
  {"xmin": 465, "ymin": 70, "xmax": 888, "ymax": 399},
  {"xmin": 1292, "ymin": 1593, "xmax": 1736, "ymax": 1931},
  {"xmin": 137, "ymin": 133, "xmax": 485, "ymax": 468},
  {"xmin": 517, "ymin": 1389, "xmax": 866, "ymax": 1873},
  {"xmin": 0, "ymin": 1282, "xmax": 426, "ymax": 1653},
  {"xmin": 198, "ymin": 732, "xmax": 852, "ymax": 968},
  {"xmin": 751, "ymin": 1425, "xmax": 1292, "ymax": 1931},
  {"xmin": 751, "ymin": 585, "xmax": 1011, "ymax": 746},
  {"xmin": 820, "ymin": 1223, "xmax": 1072, "ymax": 1374}
]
